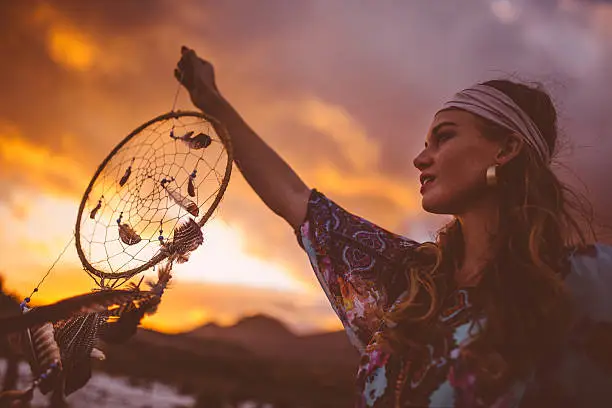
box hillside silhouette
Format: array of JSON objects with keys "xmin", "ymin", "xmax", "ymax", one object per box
[{"xmin": 184, "ymin": 314, "xmax": 358, "ymax": 364}]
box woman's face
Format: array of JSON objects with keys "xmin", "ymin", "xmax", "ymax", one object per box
[{"xmin": 413, "ymin": 109, "xmax": 502, "ymax": 215}]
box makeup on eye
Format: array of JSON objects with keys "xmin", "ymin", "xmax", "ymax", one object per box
[
  {"xmin": 435, "ymin": 130, "xmax": 456, "ymax": 143},
  {"xmin": 427, "ymin": 121, "xmax": 458, "ymax": 146}
]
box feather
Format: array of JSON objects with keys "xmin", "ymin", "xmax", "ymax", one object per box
[
  {"xmin": 170, "ymin": 131, "xmax": 212, "ymax": 150},
  {"xmin": 184, "ymin": 132, "xmax": 212, "ymax": 149},
  {"xmin": 162, "ymin": 182, "xmax": 199, "ymax": 216},
  {"xmin": 54, "ymin": 313, "xmax": 105, "ymax": 395},
  {"xmin": 160, "ymin": 218, "xmax": 203, "ymax": 264},
  {"xmin": 188, "ymin": 176, "xmax": 196, "ymax": 197},
  {"xmin": 175, "ymin": 253, "xmax": 190, "ymax": 264},
  {"xmin": 119, "ymin": 167, "xmax": 131, "ymax": 187},
  {"xmin": 154, "ymin": 261, "xmax": 173, "ymax": 292},
  {"xmin": 99, "ymin": 307, "xmax": 144, "ymax": 344},
  {"xmin": 171, "ymin": 130, "xmax": 193, "ymax": 140},
  {"xmin": 27, "ymin": 322, "xmax": 61, "ymax": 394},
  {"xmin": 29, "ymin": 323, "xmax": 60, "ymax": 371},
  {"xmin": 102, "ymin": 263, "xmax": 173, "ymax": 344},
  {"xmin": 172, "ymin": 131, "xmax": 212, "ymax": 149},
  {"xmin": 118, "ymin": 158, "xmax": 134, "ymax": 187},
  {"xmin": 89, "ymin": 199, "xmax": 102, "ymax": 219},
  {"xmin": 0, "ymin": 290, "xmax": 155, "ymax": 336},
  {"xmin": 118, "ymin": 223, "xmax": 141, "ymax": 245},
  {"xmin": 170, "ymin": 218, "xmax": 203, "ymax": 254}
]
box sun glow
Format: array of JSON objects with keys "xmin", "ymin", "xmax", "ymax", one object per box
[{"xmin": 173, "ymin": 219, "xmax": 306, "ymax": 292}]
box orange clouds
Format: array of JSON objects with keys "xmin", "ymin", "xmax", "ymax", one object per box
[
  {"xmin": 310, "ymin": 164, "xmax": 420, "ymax": 215},
  {"xmin": 32, "ymin": 3, "xmax": 98, "ymax": 72},
  {"xmin": 46, "ymin": 25, "xmax": 97, "ymax": 72},
  {"xmin": 0, "ymin": 188, "xmax": 82, "ymax": 277},
  {"xmin": 0, "ymin": 123, "xmax": 89, "ymax": 197},
  {"xmin": 27, "ymin": 2, "xmax": 149, "ymax": 78},
  {"xmin": 296, "ymin": 98, "xmax": 380, "ymax": 172}
]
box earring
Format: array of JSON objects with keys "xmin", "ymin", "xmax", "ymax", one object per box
[{"xmin": 486, "ymin": 165, "xmax": 498, "ymax": 187}]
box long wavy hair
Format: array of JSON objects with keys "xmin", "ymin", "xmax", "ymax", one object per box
[{"xmin": 383, "ymin": 79, "xmax": 596, "ymax": 400}]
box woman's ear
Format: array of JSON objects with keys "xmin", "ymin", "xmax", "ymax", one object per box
[{"xmin": 496, "ymin": 133, "xmax": 524, "ymax": 165}]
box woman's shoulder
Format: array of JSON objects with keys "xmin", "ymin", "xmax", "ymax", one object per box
[
  {"xmin": 565, "ymin": 243, "xmax": 612, "ymax": 322},
  {"xmin": 297, "ymin": 189, "xmax": 422, "ymax": 260}
]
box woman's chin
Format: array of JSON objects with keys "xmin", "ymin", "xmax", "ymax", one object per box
[{"xmin": 421, "ymin": 195, "xmax": 453, "ymax": 215}]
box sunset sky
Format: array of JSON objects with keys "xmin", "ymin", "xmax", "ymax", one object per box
[{"xmin": 1, "ymin": 0, "xmax": 611, "ymax": 335}]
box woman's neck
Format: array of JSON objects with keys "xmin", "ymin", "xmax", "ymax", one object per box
[{"xmin": 455, "ymin": 197, "xmax": 499, "ymax": 287}]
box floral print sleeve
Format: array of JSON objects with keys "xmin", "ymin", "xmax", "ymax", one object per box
[{"xmin": 296, "ymin": 189, "xmax": 420, "ymax": 353}]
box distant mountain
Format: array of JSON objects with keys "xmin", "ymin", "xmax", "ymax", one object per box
[
  {"xmin": 183, "ymin": 314, "xmax": 358, "ymax": 365},
  {"xmin": 188, "ymin": 314, "xmax": 294, "ymax": 341}
]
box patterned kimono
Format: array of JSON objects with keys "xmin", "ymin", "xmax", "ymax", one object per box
[{"xmin": 296, "ymin": 189, "xmax": 612, "ymax": 407}]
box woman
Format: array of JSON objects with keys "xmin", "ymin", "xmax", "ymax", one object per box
[{"xmin": 176, "ymin": 46, "xmax": 612, "ymax": 407}]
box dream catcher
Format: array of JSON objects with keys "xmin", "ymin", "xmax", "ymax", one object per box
[
  {"xmin": 75, "ymin": 109, "xmax": 231, "ymax": 285},
  {"xmin": 0, "ymin": 82, "xmax": 233, "ymax": 405}
]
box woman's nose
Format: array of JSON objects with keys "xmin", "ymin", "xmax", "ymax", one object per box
[{"xmin": 413, "ymin": 149, "xmax": 432, "ymax": 170}]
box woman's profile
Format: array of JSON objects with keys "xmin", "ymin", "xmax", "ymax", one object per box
[{"xmin": 176, "ymin": 46, "xmax": 612, "ymax": 407}]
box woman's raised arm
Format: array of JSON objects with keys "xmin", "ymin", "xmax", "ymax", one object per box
[{"xmin": 175, "ymin": 46, "xmax": 311, "ymax": 230}]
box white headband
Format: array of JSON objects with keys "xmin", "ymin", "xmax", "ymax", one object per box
[{"xmin": 440, "ymin": 84, "xmax": 551, "ymax": 164}]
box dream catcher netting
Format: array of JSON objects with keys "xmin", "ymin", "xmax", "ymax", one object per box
[
  {"xmin": 76, "ymin": 110, "xmax": 232, "ymax": 287},
  {"xmin": 0, "ymin": 105, "xmax": 233, "ymax": 404}
]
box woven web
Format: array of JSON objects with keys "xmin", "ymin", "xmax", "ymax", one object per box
[{"xmin": 78, "ymin": 114, "xmax": 229, "ymax": 285}]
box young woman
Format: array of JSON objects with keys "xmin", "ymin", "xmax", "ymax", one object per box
[{"xmin": 176, "ymin": 46, "xmax": 612, "ymax": 407}]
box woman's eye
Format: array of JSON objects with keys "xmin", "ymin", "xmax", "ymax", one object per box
[{"xmin": 437, "ymin": 132, "xmax": 455, "ymax": 143}]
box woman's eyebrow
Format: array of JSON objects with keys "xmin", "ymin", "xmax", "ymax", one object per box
[
  {"xmin": 425, "ymin": 121, "xmax": 458, "ymax": 147},
  {"xmin": 431, "ymin": 121, "xmax": 458, "ymax": 136}
]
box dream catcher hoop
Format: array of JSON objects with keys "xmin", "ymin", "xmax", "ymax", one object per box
[{"xmin": 75, "ymin": 110, "xmax": 233, "ymax": 287}]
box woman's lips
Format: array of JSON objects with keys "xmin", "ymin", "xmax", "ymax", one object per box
[{"xmin": 420, "ymin": 177, "xmax": 435, "ymax": 194}]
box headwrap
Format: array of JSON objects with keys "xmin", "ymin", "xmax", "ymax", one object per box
[{"xmin": 440, "ymin": 84, "xmax": 551, "ymax": 163}]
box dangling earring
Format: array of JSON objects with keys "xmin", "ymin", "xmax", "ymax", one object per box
[{"xmin": 486, "ymin": 165, "xmax": 498, "ymax": 187}]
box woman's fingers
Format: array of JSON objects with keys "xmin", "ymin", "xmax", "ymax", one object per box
[
  {"xmin": 174, "ymin": 68, "xmax": 182, "ymax": 83},
  {"xmin": 181, "ymin": 46, "xmax": 198, "ymax": 67},
  {"xmin": 177, "ymin": 46, "xmax": 203, "ymax": 88}
]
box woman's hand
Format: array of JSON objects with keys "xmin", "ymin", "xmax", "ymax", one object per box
[{"xmin": 175, "ymin": 46, "xmax": 225, "ymax": 115}]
